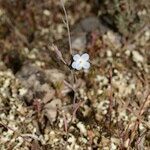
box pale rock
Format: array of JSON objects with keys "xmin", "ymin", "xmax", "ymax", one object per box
[
  {"xmin": 77, "ymin": 122, "xmax": 87, "ymax": 136},
  {"xmin": 43, "ymin": 10, "xmax": 50, "ymax": 16},
  {"xmin": 106, "ymin": 50, "xmax": 112, "ymax": 57},
  {"xmin": 110, "ymin": 143, "xmax": 117, "ymax": 150},
  {"xmin": 46, "ymin": 69, "xmax": 65, "ymax": 83},
  {"xmin": 19, "ymin": 88, "xmax": 27, "ymax": 96},
  {"xmin": 68, "ymin": 135, "xmax": 75, "ymax": 143},
  {"xmin": 132, "ymin": 50, "xmax": 144, "ymax": 62},
  {"xmin": 44, "ymin": 99, "xmax": 62, "ymax": 123}
]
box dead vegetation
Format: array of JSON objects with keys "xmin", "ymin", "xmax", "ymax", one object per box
[{"xmin": 0, "ymin": 0, "xmax": 150, "ymax": 149}]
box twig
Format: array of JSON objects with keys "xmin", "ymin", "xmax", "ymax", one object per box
[
  {"xmin": 122, "ymin": 24, "xmax": 149, "ymax": 52},
  {"xmin": 128, "ymin": 92, "xmax": 150, "ymax": 147},
  {"xmin": 0, "ymin": 122, "xmax": 32, "ymax": 146},
  {"xmin": 136, "ymin": 131, "xmax": 146, "ymax": 146},
  {"xmin": 21, "ymin": 134, "xmax": 40, "ymax": 141},
  {"xmin": 108, "ymin": 68, "xmax": 113, "ymax": 124},
  {"xmin": 72, "ymin": 101, "xmax": 84, "ymax": 122},
  {"xmin": 62, "ymin": 112, "xmax": 68, "ymax": 134},
  {"xmin": 119, "ymin": 99, "xmax": 149, "ymax": 129},
  {"xmin": 63, "ymin": 79, "xmax": 77, "ymax": 110}
]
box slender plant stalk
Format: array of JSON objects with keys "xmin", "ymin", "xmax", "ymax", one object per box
[
  {"xmin": 60, "ymin": 0, "xmax": 73, "ymax": 56},
  {"xmin": 60, "ymin": 0, "xmax": 77, "ymax": 110}
]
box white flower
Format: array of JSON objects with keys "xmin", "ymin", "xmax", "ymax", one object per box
[{"xmin": 71, "ymin": 53, "xmax": 90, "ymax": 70}]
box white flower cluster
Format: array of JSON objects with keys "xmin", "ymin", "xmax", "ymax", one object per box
[{"xmin": 71, "ymin": 53, "xmax": 90, "ymax": 70}]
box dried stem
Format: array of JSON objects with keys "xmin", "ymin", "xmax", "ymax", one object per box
[
  {"xmin": 52, "ymin": 44, "xmax": 67, "ymax": 65},
  {"xmin": 0, "ymin": 122, "xmax": 32, "ymax": 145},
  {"xmin": 60, "ymin": 0, "xmax": 78, "ymax": 120},
  {"xmin": 60, "ymin": 0, "xmax": 73, "ymax": 56},
  {"xmin": 128, "ymin": 92, "xmax": 150, "ymax": 147},
  {"xmin": 108, "ymin": 69, "xmax": 113, "ymax": 123}
]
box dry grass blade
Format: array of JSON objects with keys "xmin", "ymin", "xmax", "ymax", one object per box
[{"xmin": 52, "ymin": 44, "xmax": 67, "ymax": 65}]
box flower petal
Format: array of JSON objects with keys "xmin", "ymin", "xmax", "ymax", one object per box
[
  {"xmin": 73, "ymin": 54, "xmax": 81, "ymax": 61},
  {"xmin": 76, "ymin": 64, "xmax": 82, "ymax": 70},
  {"xmin": 71, "ymin": 61, "xmax": 77, "ymax": 69},
  {"xmin": 82, "ymin": 61, "xmax": 90, "ymax": 69},
  {"xmin": 74, "ymin": 61, "xmax": 83, "ymax": 70},
  {"xmin": 81, "ymin": 53, "xmax": 89, "ymax": 61}
]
